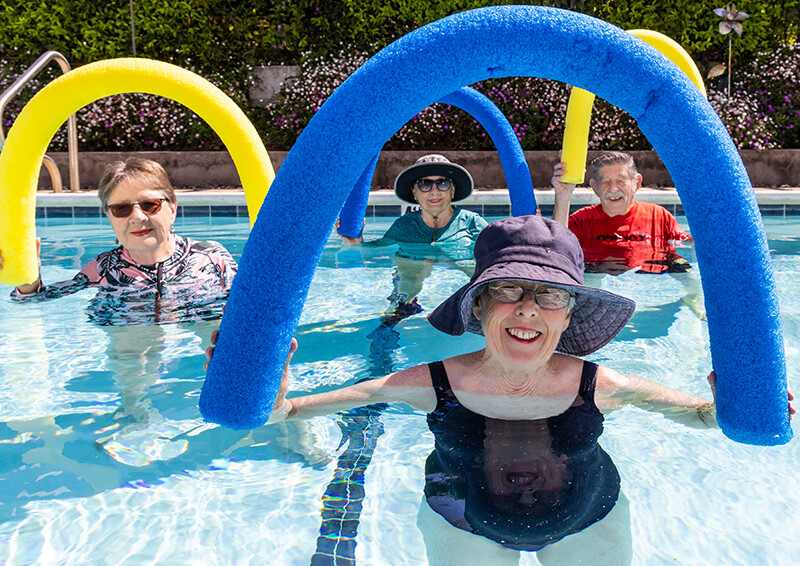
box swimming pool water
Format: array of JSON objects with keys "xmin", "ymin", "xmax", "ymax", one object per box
[{"xmin": 1, "ymin": 214, "xmax": 799, "ymax": 565}]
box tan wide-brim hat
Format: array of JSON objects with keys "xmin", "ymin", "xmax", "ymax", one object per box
[{"xmin": 394, "ymin": 154, "xmax": 473, "ymax": 204}]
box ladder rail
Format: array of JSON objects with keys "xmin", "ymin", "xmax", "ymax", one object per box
[{"xmin": 0, "ymin": 51, "xmax": 80, "ymax": 192}]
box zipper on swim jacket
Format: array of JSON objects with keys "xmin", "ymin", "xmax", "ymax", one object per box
[
  {"xmin": 155, "ymin": 262, "xmax": 164, "ymax": 300},
  {"xmin": 154, "ymin": 262, "xmax": 164, "ymax": 324}
]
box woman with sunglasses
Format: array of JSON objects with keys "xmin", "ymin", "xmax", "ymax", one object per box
[
  {"xmin": 341, "ymin": 154, "xmax": 486, "ymax": 247},
  {"xmin": 339, "ymin": 154, "xmax": 488, "ymax": 324},
  {"xmin": 3, "ymin": 157, "xmax": 237, "ymax": 322}
]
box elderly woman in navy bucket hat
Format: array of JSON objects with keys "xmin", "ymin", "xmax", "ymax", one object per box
[{"xmin": 208, "ymin": 215, "xmax": 746, "ymax": 563}]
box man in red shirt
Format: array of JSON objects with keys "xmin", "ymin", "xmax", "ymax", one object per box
[{"xmin": 552, "ymin": 152, "xmax": 692, "ymax": 275}]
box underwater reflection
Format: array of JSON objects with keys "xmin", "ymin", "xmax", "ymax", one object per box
[
  {"xmin": 581, "ymin": 238, "xmax": 691, "ymax": 276},
  {"xmin": 420, "ymin": 373, "xmax": 631, "ymax": 564}
]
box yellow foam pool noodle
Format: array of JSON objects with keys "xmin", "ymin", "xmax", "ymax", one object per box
[
  {"xmin": 0, "ymin": 58, "xmax": 272, "ymax": 286},
  {"xmin": 561, "ymin": 87, "xmax": 596, "ymax": 185},
  {"xmin": 560, "ymin": 30, "xmax": 706, "ymax": 186},
  {"xmin": 628, "ymin": 29, "xmax": 706, "ymax": 97}
]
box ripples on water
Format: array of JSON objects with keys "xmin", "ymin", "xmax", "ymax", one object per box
[{"xmin": 0, "ymin": 216, "xmax": 798, "ymax": 565}]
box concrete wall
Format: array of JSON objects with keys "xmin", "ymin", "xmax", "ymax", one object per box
[
  {"xmin": 249, "ymin": 65, "xmax": 300, "ymax": 107},
  {"xmin": 39, "ymin": 149, "xmax": 800, "ymax": 190}
]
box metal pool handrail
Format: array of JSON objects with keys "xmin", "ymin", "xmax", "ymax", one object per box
[{"xmin": 0, "ymin": 50, "xmax": 80, "ymax": 193}]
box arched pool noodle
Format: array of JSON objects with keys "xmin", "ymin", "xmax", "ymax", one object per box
[
  {"xmin": 0, "ymin": 58, "xmax": 273, "ymax": 286},
  {"xmin": 200, "ymin": 6, "xmax": 790, "ymax": 445},
  {"xmin": 336, "ymin": 86, "xmax": 537, "ymax": 237},
  {"xmin": 439, "ymin": 88, "xmax": 536, "ymax": 216},
  {"xmin": 337, "ymin": 153, "xmax": 380, "ymax": 239},
  {"xmin": 561, "ymin": 29, "xmax": 707, "ymax": 184}
]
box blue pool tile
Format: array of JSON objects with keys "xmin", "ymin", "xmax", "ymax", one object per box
[
  {"xmin": 211, "ymin": 206, "xmax": 238, "ymax": 216},
  {"xmin": 73, "ymin": 206, "xmax": 103, "ymax": 217},
  {"xmin": 459, "ymin": 205, "xmax": 482, "ymax": 214},
  {"xmin": 759, "ymin": 204, "xmax": 786, "ymax": 215},
  {"xmin": 46, "ymin": 207, "xmax": 73, "ymax": 218},
  {"xmin": 483, "ymin": 204, "xmax": 511, "ymax": 216},
  {"xmin": 373, "ymin": 205, "xmax": 401, "ymax": 217},
  {"xmin": 180, "ymin": 205, "xmax": 211, "ymax": 217}
]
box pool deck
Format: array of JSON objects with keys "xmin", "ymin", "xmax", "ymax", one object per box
[{"xmin": 32, "ymin": 185, "xmax": 800, "ymax": 219}]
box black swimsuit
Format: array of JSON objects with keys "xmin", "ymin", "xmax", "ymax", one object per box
[{"xmin": 424, "ymin": 360, "xmax": 621, "ymax": 551}]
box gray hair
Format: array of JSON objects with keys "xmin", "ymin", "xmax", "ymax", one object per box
[
  {"xmin": 590, "ymin": 151, "xmax": 638, "ymax": 182},
  {"xmin": 98, "ymin": 158, "xmax": 176, "ymax": 210}
]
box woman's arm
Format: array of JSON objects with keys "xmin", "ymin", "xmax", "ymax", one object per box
[
  {"xmin": 205, "ymin": 333, "xmax": 439, "ymax": 424},
  {"xmin": 1, "ymin": 238, "xmax": 42, "ymax": 295},
  {"xmin": 2, "ymin": 239, "xmax": 94, "ymax": 301},
  {"xmin": 597, "ymin": 367, "xmax": 795, "ymax": 429},
  {"xmin": 595, "ymin": 365, "xmax": 717, "ymax": 428},
  {"xmin": 335, "ymin": 218, "xmax": 365, "ymax": 245}
]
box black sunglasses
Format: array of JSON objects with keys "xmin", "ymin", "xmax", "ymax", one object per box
[{"xmin": 416, "ymin": 178, "xmax": 453, "ymax": 192}]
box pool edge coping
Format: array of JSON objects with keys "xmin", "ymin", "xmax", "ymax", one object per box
[{"xmin": 31, "ymin": 187, "xmax": 800, "ymax": 219}]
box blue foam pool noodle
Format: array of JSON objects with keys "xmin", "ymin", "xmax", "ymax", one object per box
[
  {"xmin": 336, "ymin": 86, "xmax": 537, "ymax": 237},
  {"xmin": 338, "ymin": 153, "xmax": 379, "ymax": 239},
  {"xmin": 200, "ymin": 6, "xmax": 790, "ymax": 446},
  {"xmin": 439, "ymin": 87, "xmax": 536, "ymax": 215}
]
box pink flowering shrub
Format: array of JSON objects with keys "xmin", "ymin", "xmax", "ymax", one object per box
[
  {"xmin": 707, "ymin": 90, "xmax": 778, "ymax": 150},
  {"xmin": 737, "ymin": 42, "xmax": 800, "ymax": 148},
  {"xmin": 2, "ymin": 42, "xmax": 797, "ymax": 152},
  {"xmin": 262, "ymin": 43, "xmax": 799, "ymax": 151},
  {"xmin": 257, "ymin": 47, "xmax": 372, "ymax": 149},
  {"xmin": 0, "ymin": 55, "xmax": 245, "ymax": 151},
  {"xmin": 262, "ymin": 47, "xmax": 652, "ymax": 151},
  {"xmin": 387, "ymin": 77, "xmax": 573, "ymax": 151}
]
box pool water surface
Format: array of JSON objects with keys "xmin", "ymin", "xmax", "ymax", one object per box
[{"xmin": 0, "ymin": 214, "xmax": 798, "ymax": 565}]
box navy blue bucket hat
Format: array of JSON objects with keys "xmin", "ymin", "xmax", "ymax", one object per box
[
  {"xmin": 427, "ymin": 215, "xmax": 636, "ymax": 356},
  {"xmin": 394, "ymin": 154, "xmax": 474, "ymax": 204}
]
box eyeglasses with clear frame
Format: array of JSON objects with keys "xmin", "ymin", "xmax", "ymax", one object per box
[{"xmin": 485, "ymin": 281, "xmax": 574, "ymax": 310}]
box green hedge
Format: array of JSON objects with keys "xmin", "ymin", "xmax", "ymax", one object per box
[
  {"xmin": 591, "ymin": 0, "xmax": 799, "ymax": 70},
  {"xmin": 2, "ymin": 1, "xmax": 796, "ymax": 71},
  {"xmin": 0, "ymin": 1, "xmax": 797, "ymax": 152}
]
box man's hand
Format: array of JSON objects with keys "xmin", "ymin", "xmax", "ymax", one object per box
[{"xmin": 551, "ymin": 161, "xmax": 577, "ymax": 197}]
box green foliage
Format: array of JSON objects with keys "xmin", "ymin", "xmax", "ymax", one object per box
[
  {"xmin": 0, "ymin": 0, "xmax": 269, "ymax": 91},
  {"xmin": 1, "ymin": 0, "xmax": 796, "ymax": 74},
  {"xmin": 0, "ymin": 0, "xmax": 798, "ymax": 152},
  {"xmin": 588, "ymin": 0, "xmax": 800, "ymax": 71}
]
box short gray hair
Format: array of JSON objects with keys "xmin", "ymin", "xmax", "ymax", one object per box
[
  {"xmin": 590, "ymin": 152, "xmax": 638, "ymax": 182},
  {"xmin": 98, "ymin": 158, "xmax": 176, "ymax": 210}
]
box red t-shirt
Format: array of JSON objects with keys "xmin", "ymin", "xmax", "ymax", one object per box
[{"xmin": 568, "ymin": 201, "xmax": 692, "ymax": 274}]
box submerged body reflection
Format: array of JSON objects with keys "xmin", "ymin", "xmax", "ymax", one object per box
[
  {"xmin": 581, "ymin": 236, "xmax": 691, "ymax": 276},
  {"xmin": 420, "ymin": 359, "xmax": 629, "ymax": 563}
]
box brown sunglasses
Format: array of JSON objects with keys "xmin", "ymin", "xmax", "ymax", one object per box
[{"xmin": 106, "ymin": 198, "xmax": 167, "ymax": 218}]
